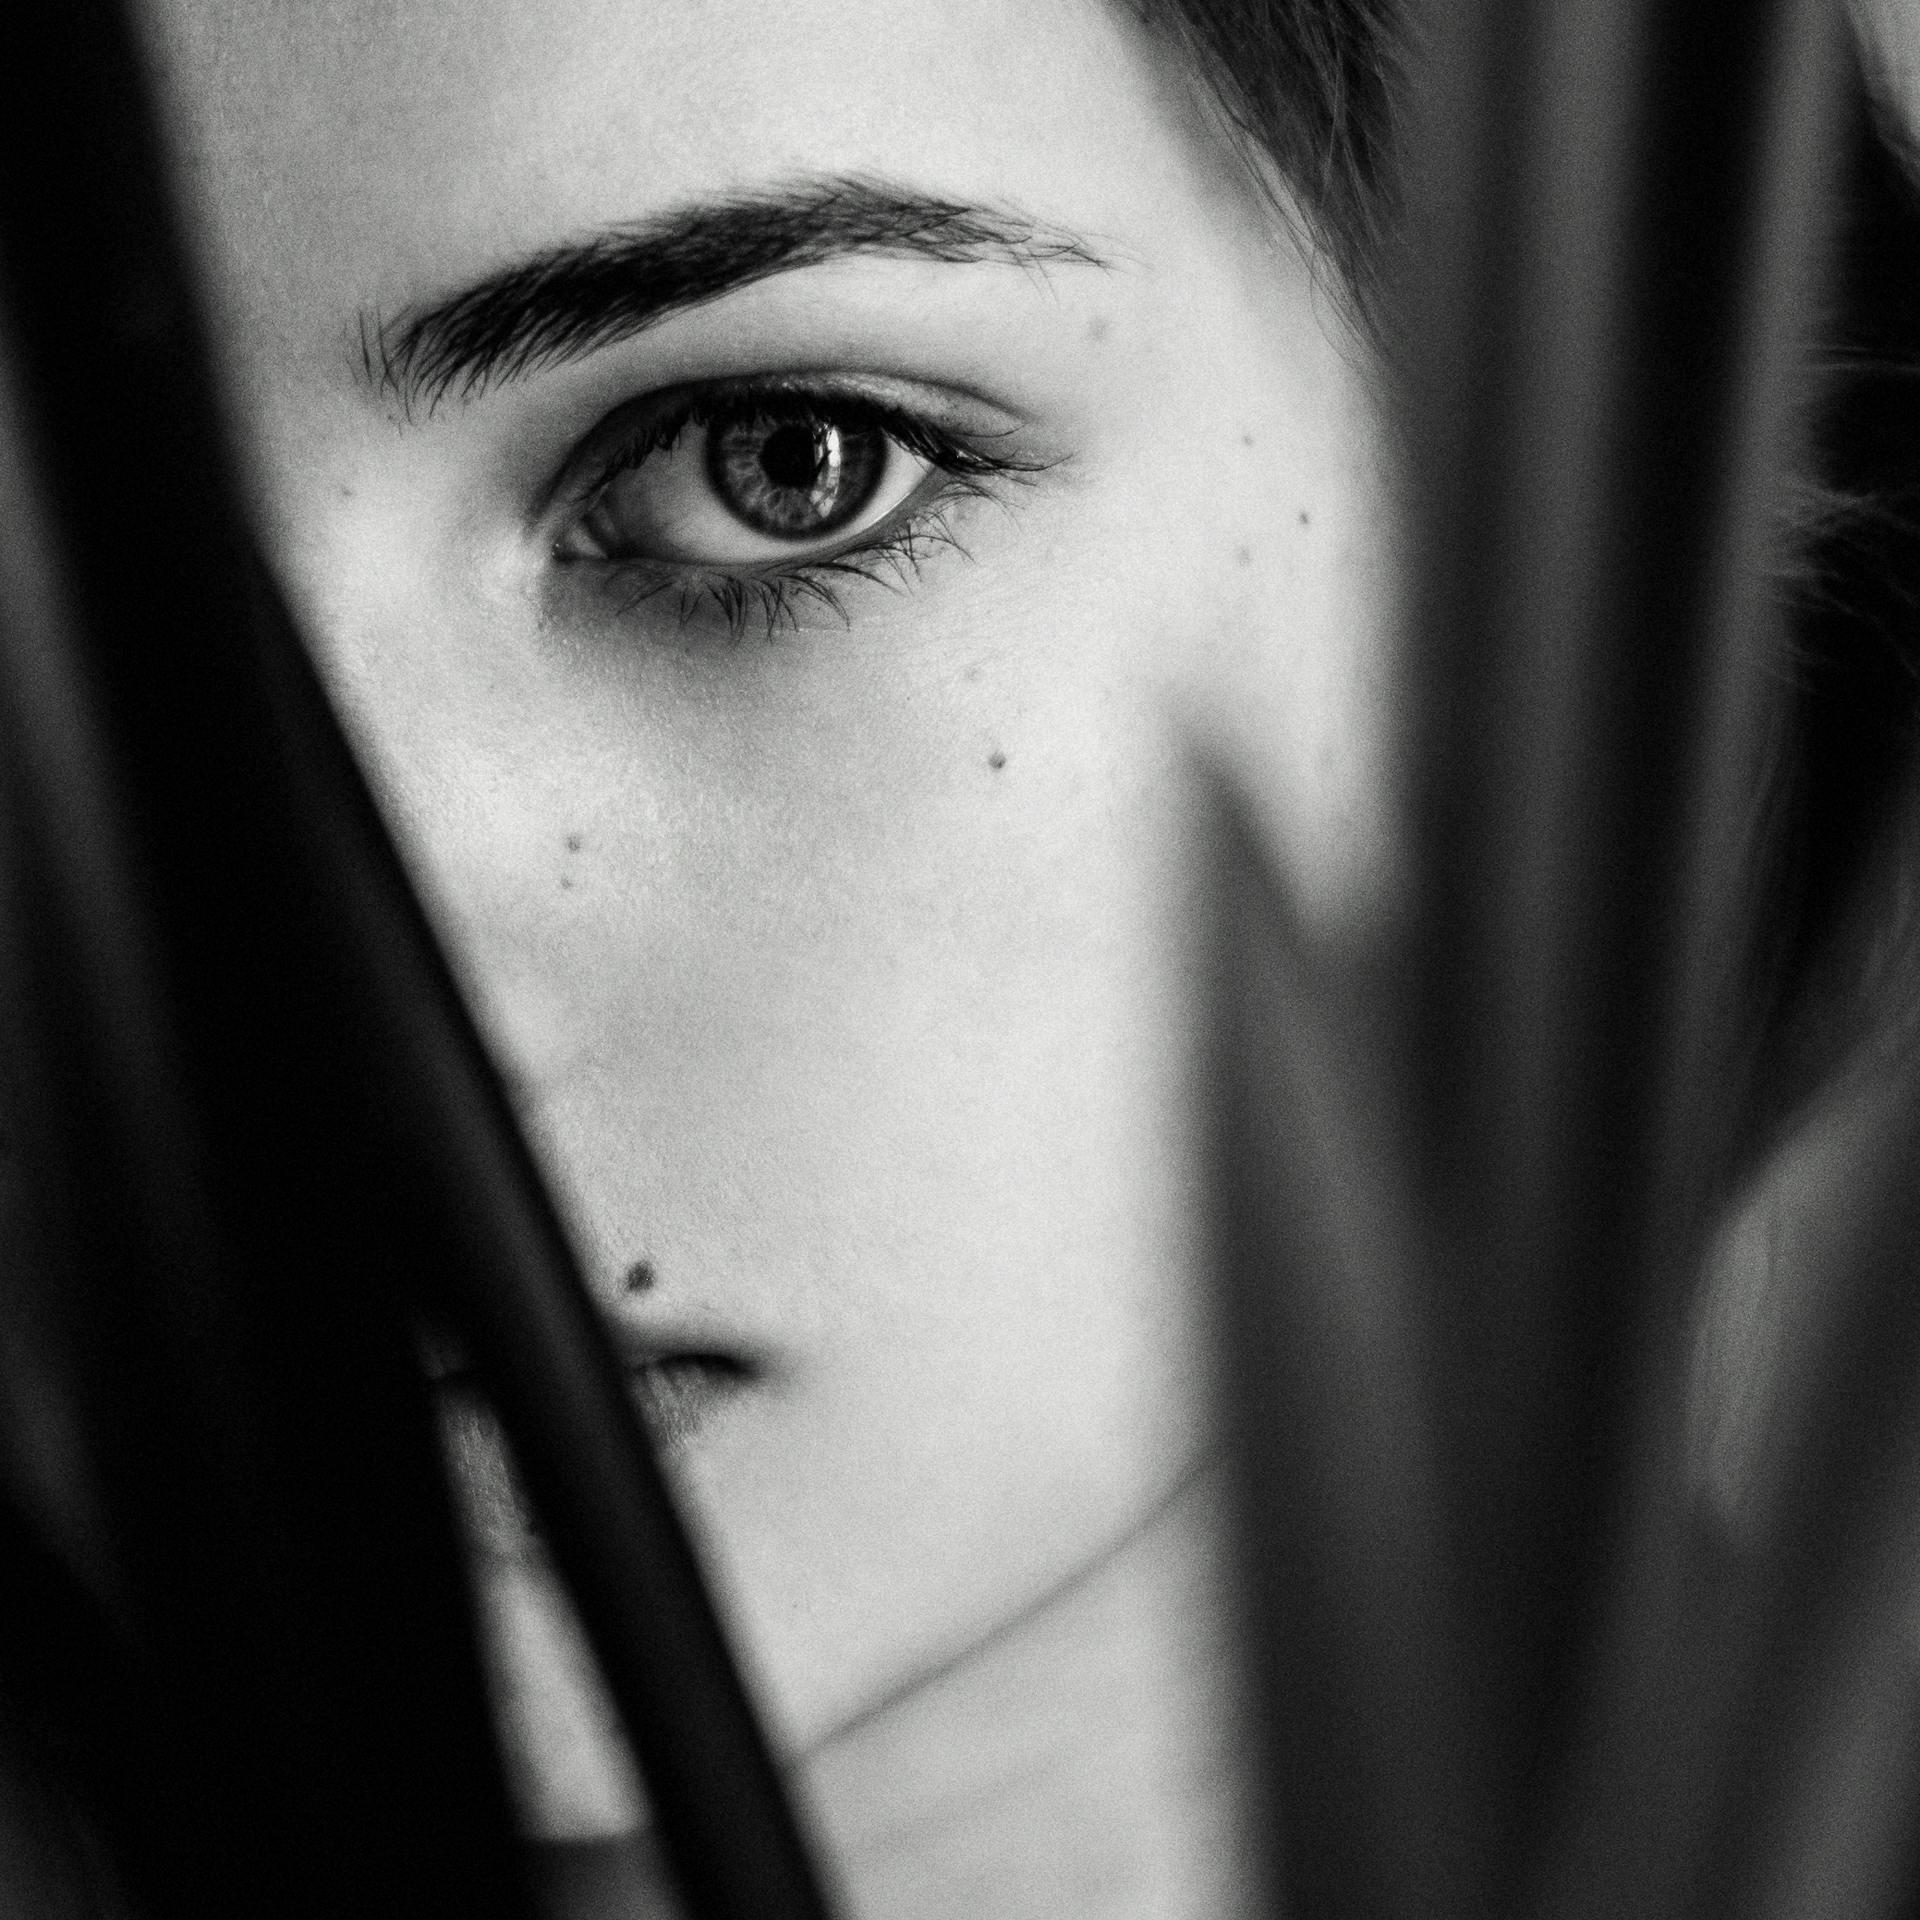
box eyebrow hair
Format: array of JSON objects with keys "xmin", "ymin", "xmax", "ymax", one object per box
[{"xmin": 361, "ymin": 175, "xmax": 1108, "ymax": 416}]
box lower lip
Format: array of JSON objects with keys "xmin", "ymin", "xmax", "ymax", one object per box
[
  {"xmin": 437, "ymin": 1356, "xmax": 750, "ymax": 1557},
  {"xmin": 628, "ymin": 1353, "xmax": 750, "ymax": 1450}
]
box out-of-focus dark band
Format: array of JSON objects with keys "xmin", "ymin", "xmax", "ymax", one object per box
[{"xmin": 0, "ymin": 4, "xmax": 830, "ymax": 1917}]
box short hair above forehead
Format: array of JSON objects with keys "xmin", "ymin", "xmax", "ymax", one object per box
[{"xmin": 1132, "ymin": 0, "xmax": 1404, "ymax": 327}]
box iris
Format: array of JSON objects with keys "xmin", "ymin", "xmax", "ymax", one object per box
[{"xmin": 707, "ymin": 411, "xmax": 887, "ymax": 539}]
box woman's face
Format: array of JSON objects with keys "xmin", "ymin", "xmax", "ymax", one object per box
[{"xmin": 141, "ymin": 0, "xmax": 1395, "ymax": 1834}]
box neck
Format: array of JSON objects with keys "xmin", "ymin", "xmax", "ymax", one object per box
[{"xmin": 794, "ymin": 1466, "xmax": 1267, "ymax": 1920}]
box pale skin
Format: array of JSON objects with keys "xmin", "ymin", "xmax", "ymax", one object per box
[
  {"xmin": 134, "ymin": 1, "xmax": 1399, "ymax": 1913},
  {"xmin": 1859, "ymin": 0, "xmax": 1920, "ymax": 125}
]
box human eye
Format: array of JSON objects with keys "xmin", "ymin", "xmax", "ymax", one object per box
[{"xmin": 546, "ymin": 375, "xmax": 1043, "ymax": 638}]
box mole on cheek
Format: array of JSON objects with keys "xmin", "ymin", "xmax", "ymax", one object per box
[
  {"xmin": 988, "ymin": 751, "xmax": 1008, "ymax": 772},
  {"xmin": 1085, "ymin": 314, "xmax": 1110, "ymax": 343}
]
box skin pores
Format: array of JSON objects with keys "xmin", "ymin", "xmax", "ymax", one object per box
[{"xmin": 136, "ymin": 0, "xmax": 1397, "ymax": 1906}]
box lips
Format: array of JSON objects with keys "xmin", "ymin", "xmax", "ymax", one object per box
[
  {"xmin": 627, "ymin": 1351, "xmax": 750, "ymax": 1449},
  {"xmin": 430, "ymin": 1341, "xmax": 753, "ymax": 1559}
]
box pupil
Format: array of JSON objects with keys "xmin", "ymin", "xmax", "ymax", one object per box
[{"xmin": 760, "ymin": 423, "xmax": 823, "ymax": 492}]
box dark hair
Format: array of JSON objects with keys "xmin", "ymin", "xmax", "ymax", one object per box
[
  {"xmin": 1135, "ymin": 0, "xmax": 1405, "ymax": 326},
  {"xmin": 1748, "ymin": 94, "xmax": 1920, "ymax": 1123},
  {"xmin": 1158, "ymin": 5, "xmax": 1920, "ymax": 1136}
]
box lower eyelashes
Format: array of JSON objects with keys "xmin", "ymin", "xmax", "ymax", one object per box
[{"xmin": 587, "ymin": 484, "xmax": 995, "ymax": 642}]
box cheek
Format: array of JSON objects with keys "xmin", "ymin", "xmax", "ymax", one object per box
[
  {"xmin": 1211, "ymin": 461, "xmax": 1402, "ymax": 945},
  {"xmin": 313, "ymin": 560, "xmax": 1226, "ymax": 1721},
  {"xmin": 606, "ymin": 682, "xmax": 1220, "ymax": 1740},
  {"xmin": 1076, "ymin": 345, "xmax": 1401, "ymax": 946},
  {"xmin": 1859, "ymin": 0, "xmax": 1920, "ymax": 142},
  {"xmin": 442, "ymin": 614, "xmax": 1217, "ymax": 1295}
]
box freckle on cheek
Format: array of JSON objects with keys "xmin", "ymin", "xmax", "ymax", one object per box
[
  {"xmin": 1236, "ymin": 546, "xmax": 1252, "ymax": 567},
  {"xmin": 565, "ymin": 833, "xmax": 583, "ymax": 852},
  {"xmin": 1298, "ymin": 510, "xmax": 1311, "ymax": 527},
  {"xmin": 1085, "ymin": 314, "xmax": 1110, "ymax": 343},
  {"xmin": 1240, "ymin": 432, "xmax": 1255, "ymax": 448}
]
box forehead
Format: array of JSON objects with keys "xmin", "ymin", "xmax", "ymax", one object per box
[{"xmin": 141, "ymin": 0, "xmax": 1221, "ymax": 338}]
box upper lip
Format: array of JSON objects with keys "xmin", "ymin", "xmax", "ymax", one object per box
[
  {"xmin": 605, "ymin": 1311, "xmax": 760, "ymax": 1381},
  {"xmin": 421, "ymin": 1311, "xmax": 759, "ymax": 1388}
]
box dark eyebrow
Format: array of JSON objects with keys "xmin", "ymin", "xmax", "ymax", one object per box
[{"xmin": 361, "ymin": 175, "xmax": 1108, "ymax": 416}]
